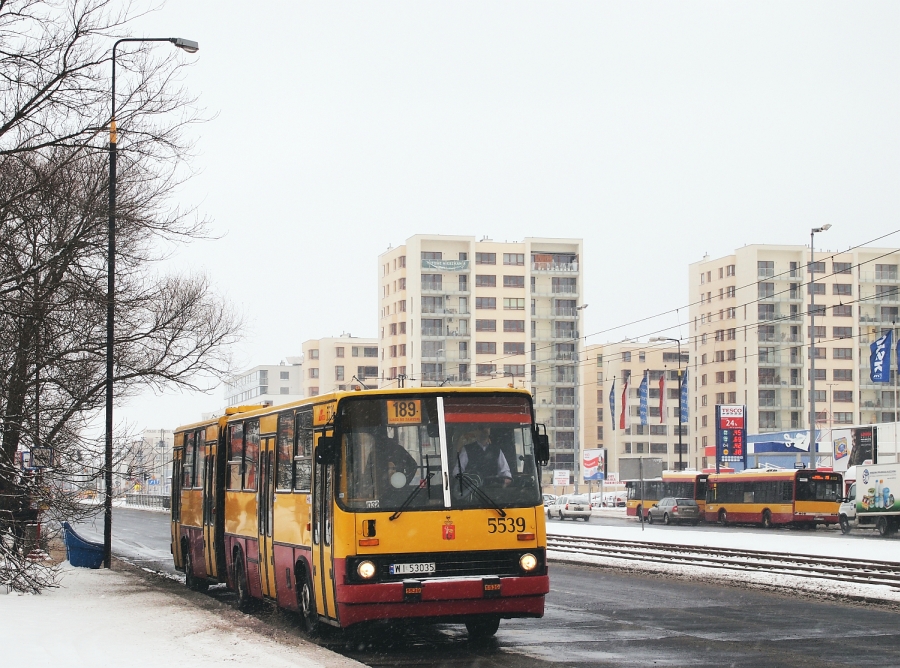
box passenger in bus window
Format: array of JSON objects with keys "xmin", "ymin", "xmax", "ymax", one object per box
[
  {"xmin": 452, "ymin": 427, "xmax": 512, "ymax": 486},
  {"xmin": 358, "ymin": 430, "xmax": 418, "ymax": 496}
]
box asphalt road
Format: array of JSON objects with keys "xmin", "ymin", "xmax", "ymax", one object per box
[{"xmin": 76, "ymin": 507, "xmax": 900, "ymax": 667}]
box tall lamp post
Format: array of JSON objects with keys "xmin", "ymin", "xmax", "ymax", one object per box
[
  {"xmin": 105, "ymin": 36, "xmax": 199, "ymax": 569},
  {"xmin": 808, "ymin": 224, "xmax": 831, "ymax": 472},
  {"xmin": 573, "ymin": 304, "xmax": 588, "ymax": 492},
  {"xmin": 650, "ymin": 336, "xmax": 684, "ymax": 470}
]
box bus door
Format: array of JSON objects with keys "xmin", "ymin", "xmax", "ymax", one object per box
[
  {"xmin": 257, "ymin": 436, "xmax": 277, "ymax": 598},
  {"xmin": 171, "ymin": 446, "xmax": 183, "ymax": 565},
  {"xmin": 202, "ymin": 438, "xmax": 216, "ymax": 579},
  {"xmin": 312, "ymin": 429, "xmax": 336, "ymax": 621}
]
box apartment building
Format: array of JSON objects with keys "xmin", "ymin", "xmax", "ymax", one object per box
[
  {"xmin": 224, "ymin": 359, "xmax": 304, "ymax": 407},
  {"xmin": 377, "ymin": 234, "xmax": 584, "ymax": 478},
  {"xmin": 584, "ymin": 341, "xmax": 692, "ymax": 479},
  {"xmin": 122, "ymin": 428, "xmax": 174, "ymax": 494},
  {"xmin": 302, "ymin": 336, "xmax": 379, "ymax": 397},
  {"xmin": 689, "ymin": 244, "xmax": 900, "ymax": 468}
]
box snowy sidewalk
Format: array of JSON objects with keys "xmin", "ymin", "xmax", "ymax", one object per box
[{"xmin": 0, "ymin": 562, "xmax": 363, "ymax": 668}]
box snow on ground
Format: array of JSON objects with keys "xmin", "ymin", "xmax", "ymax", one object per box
[
  {"xmin": 0, "ymin": 563, "xmax": 362, "ymax": 668},
  {"xmin": 548, "ymin": 515, "xmax": 900, "ymax": 605}
]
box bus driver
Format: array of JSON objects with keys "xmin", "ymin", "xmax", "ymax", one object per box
[{"xmin": 452, "ymin": 426, "xmax": 512, "ymax": 487}]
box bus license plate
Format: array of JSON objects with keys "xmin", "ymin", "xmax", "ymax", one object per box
[{"xmin": 390, "ymin": 562, "xmax": 435, "ymax": 575}]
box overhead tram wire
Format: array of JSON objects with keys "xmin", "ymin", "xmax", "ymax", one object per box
[{"xmin": 464, "ymin": 235, "xmax": 900, "ymax": 385}]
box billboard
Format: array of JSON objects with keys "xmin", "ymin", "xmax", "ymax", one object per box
[
  {"xmin": 715, "ymin": 404, "xmax": 747, "ymax": 469},
  {"xmin": 583, "ymin": 449, "xmax": 606, "ymax": 481},
  {"xmin": 553, "ymin": 469, "xmax": 571, "ymax": 486},
  {"xmin": 848, "ymin": 427, "xmax": 877, "ymax": 467}
]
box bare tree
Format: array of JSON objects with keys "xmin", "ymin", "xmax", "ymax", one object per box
[{"xmin": 0, "ymin": 1, "xmax": 240, "ymax": 590}]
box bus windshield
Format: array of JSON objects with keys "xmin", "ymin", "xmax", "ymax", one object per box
[{"xmin": 337, "ymin": 394, "xmax": 542, "ymax": 512}]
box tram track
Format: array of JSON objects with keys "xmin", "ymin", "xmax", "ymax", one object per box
[{"xmin": 546, "ymin": 533, "xmax": 900, "ymax": 589}]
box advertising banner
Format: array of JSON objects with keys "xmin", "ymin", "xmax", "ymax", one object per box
[
  {"xmin": 583, "ymin": 449, "xmax": 605, "ymax": 481},
  {"xmin": 849, "ymin": 427, "xmax": 877, "ymax": 467},
  {"xmin": 680, "ymin": 370, "xmax": 689, "ymax": 423},
  {"xmin": 715, "ymin": 404, "xmax": 747, "ymax": 469},
  {"xmin": 857, "ymin": 464, "xmax": 898, "ymax": 514},
  {"xmin": 609, "ymin": 378, "xmax": 616, "ymax": 431},
  {"xmin": 832, "ymin": 428, "xmax": 852, "ymax": 472},
  {"xmin": 870, "ymin": 330, "xmax": 893, "ymax": 383},
  {"xmin": 553, "ymin": 469, "xmax": 571, "ymax": 486},
  {"xmin": 638, "ymin": 372, "xmax": 648, "ymax": 426}
]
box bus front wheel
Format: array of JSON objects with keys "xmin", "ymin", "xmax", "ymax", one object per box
[
  {"xmin": 761, "ymin": 510, "xmax": 773, "ymax": 529},
  {"xmin": 297, "ymin": 564, "xmax": 319, "ymax": 636},
  {"xmin": 466, "ymin": 615, "xmax": 501, "ymax": 639}
]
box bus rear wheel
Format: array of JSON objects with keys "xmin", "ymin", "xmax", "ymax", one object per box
[
  {"xmin": 233, "ymin": 553, "xmax": 252, "ymax": 611},
  {"xmin": 761, "ymin": 510, "xmax": 773, "ymax": 529},
  {"xmin": 184, "ymin": 543, "xmax": 208, "ymax": 592},
  {"xmin": 718, "ymin": 509, "xmax": 728, "ymax": 526},
  {"xmin": 466, "ymin": 615, "xmax": 501, "ymax": 639},
  {"xmin": 636, "ymin": 505, "xmax": 643, "ymax": 521}
]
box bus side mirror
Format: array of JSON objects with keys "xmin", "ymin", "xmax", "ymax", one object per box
[
  {"xmin": 534, "ymin": 426, "xmax": 550, "ymax": 466},
  {"xmin": 316, "ymin": 435, "xmax": 338, "ymax": 465}
]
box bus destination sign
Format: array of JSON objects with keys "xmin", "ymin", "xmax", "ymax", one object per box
[{"xmin": 716, "ymin": 404, "xmax": 747, "ymax": 468}]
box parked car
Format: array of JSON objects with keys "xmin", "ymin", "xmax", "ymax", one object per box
[
  {"xmin": 547, "ymin": 494, "xmax": 592, "ymax": 521},
  {"xmin": 543, "ymin": 493, "xmax": 558, "ymax": 508},
  {"xmin": 646, "ymin": 497, "xmax": 700, "ymax": 526}
]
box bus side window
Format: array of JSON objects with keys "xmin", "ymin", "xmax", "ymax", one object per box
[
  {"xmin": 183, "ymin": 432, "xmax": 195, "ymax": 488},
  {"xmin": 227, "ymin": 423, "xmax": 244, "ymax": 490},
  {"xmin": 294, "ymin": 408, "xmax": 313, "ymax": 492},
  {"xmin": 244, "ymin": 420, "xmax": 260, "ymax": 491},
  {"xmin": 276, "ymin": 412, "xmax": 294, "ymax": 491}
]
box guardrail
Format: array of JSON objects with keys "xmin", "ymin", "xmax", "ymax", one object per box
[{"xmin": 125, "ymin": 493, "xmax": 170, "ymax": 510}]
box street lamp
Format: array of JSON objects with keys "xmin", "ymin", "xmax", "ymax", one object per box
[
  {"xmin": 105, "ymin": 36, "xmax": 199, "ymax": 569},
  {"xmin": 650, "ymin": 336, "xmax": 684, "ymax": 470},
  {"xmin": 573, "ymin": 304, "xmax": 588, "ymax": 492},
  {"xmin": 808, "ymin": 224, "xmax": 831, "ymax": 472}
]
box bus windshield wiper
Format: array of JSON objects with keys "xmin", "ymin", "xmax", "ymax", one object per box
[
  {"xmin": 389, "ymin": 472, "xmax": 434, "ymax": 521},
  {"xmin": 455, "ymin": 471, "xmax": 506, "ymax": 518}
]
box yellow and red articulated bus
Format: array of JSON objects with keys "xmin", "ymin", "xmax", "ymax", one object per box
[
  {"xmin": 171, "ymin": 387, "xmax": 550, "ymax": 638},
  {"xmin": 625, "ymin": 471, "xmax": 709, "ymax": 519},
  {"xmin": 704, "ymin": 469, "xmax": 842, "ymax": 528}
]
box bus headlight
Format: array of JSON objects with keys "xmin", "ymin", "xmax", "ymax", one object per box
[
  {"xmin": 519, "ymin": 553, "xmax": 538, "ymax": 572},
  {"xmin": 357, "ymin": 560, "xmax": 377, "ymax": 580}
]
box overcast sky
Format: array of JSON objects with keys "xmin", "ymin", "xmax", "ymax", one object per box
[{"xmin": 118, "ymin": 2, "xmax": 900, "ymax": 432}]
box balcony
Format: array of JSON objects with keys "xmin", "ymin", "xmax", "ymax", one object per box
[
  {"xmin": 859, "ymin": 271, "xmax": 900, "ymax": 283},
  {"xmin": 531, "ymin": 261, "xmax": 578, "ymax": 273},
  {"xmin": 421, "ymin": 285, "xmax": 470, "ymax": 296},
  {"xmin": 420, "ymin": 307, "xmax": 470, "ymax": 316},
  {"xmin": 421, "ymin": 259, "xmax": 470, "ymax": 272}
]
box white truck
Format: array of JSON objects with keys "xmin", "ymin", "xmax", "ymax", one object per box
[{"xmin": 839, "ymin": 463, "xmax": 900, "ymax": 537}]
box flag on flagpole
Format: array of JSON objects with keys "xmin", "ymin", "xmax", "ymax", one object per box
[
  {"xmin": 609, "ymin": 378, "xmax": 616, "ymax": 432},
  {"xmin": 680, "ymin": 369, "xmax": 689, "ymax": 424},
  {"xmin": 638, "ymin": 371, "xmax": 648, "ymax": 426},
  {"xmin": 619, "ymin": 376, "xmax": 629, "ymax": 430},
  {"xmin": 659, "ymin": 373, "xmax": 666, "ymax": 424},
  {"xmin": 870, "ymin": 330, "xmax": 892, "ymax": 383}
]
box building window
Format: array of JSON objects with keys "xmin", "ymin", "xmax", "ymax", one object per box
[
  {"xmin": 833, "ymin": 284, "xmax": 852, "ymax": 296},
  {"xmin": 726, "ymin": 264, "xmax": 735, "ymax": 276},
  {"xmin": 833, "ymin": 262, "xmax": 851, "ymax": 274},
  {"xmin": 809, "ymin": 389, "xmax": 826, "ymax": 402},
  {"xmin": 504, "ymin": 342, "xmax": 525, "ymax": 355},
  {"xmin": 504, "ymin": 364, "xmax": 525, "ymax": 377},
  {"xmin": 357, "ymin": 366, "xmax": 378, "ymax": 378},
  {"xmin": 476, "ymin": 319, "xmax": 496, "ymax": 332},
  {"xmin": 833, "ymin": 327, "xmax": 852, "ymax": 339},
  {"xmin": 503, "ymin": 275, "xmax": 525, "ymax": 288},
  {"xmin": 476, "ymin": 297, "xmax": 496, "ymax": 309},
  {"xmin": 758, "ymin": 304, "xmax": 775, "ymax": 321},
  {"xmin": 876, "ymin": 264, "xmax": 898, "ymax": 280},
  {"xmin": 309, "ymin": 368, "xmax": 319, "ymax": 379},
  {"xmin": 503, "ymin": 253, "xmax": 525, "ymax": 266},
  {"xmin": 623, "ymin": 352, "xmax": 631, "ymax": 362},
  {"xmin": 759, "ymin": 412, "xmax": 776, "ymax": 429},
  {"xmin": 503, "ymin": 320, "xmax": 525, "ymax": 332},
  {"xmin": 727, "ymin": 392, "xmax": 736, "ymax": 403},
  {"xmin": 476, "ymin": 342, "xmax": 496, "ymax": 355},
  {"xmin": 715, "ymin": 372, "xmax": 725, "ymax": 383},
  {"xmin": 759, "ymin": 368, "xmax": 776, "ymax": 385},
  {"xmin": 309, "ymin": 349, "xmax": 319, "ymax": 360},
  {"xmin": 398, "ymin": 277, "xmax": 406, "ymax": 290},
  {"xmin": 758, "ymin": 261, "xmax": 774, "ymax": 277},
  {"xmin": 701, "ymin": 374, "xmax": 708, "ymax": 386},
  {"xmin": 758, "ymin": 282, "xmax": 775, "ymax": 299},
  {"xmin": 833, "ymin": 369, "xmax": 853, "ymax": 381},
  {"xmin": 476, "ymin": 364, "xmax": 496, "ymax": 376},
  {"xmin": 475, "ymin": 274, "xmax": 496, "ymax": 287},
  {"xmin": 389, "ymin": 323, "xmax": 397, "ymax": 335},
  {"xmin": 833, "ymin": 305, "xmax": 852, "ymax": 317},
  {"xmin": 421, "ymin": 274, "xmax": 442, "ymax": 291},
  {"xmin": 833, "ymin": 348, "xmax": 852, "ymax": 359},
  {"xmin": 475, "ymin": 252, "xmax": 496, "ymax": 265},
  {"xmin": 714, "ymin": 351, "xmax": 724, "ymax": 362},
  {"xmin": 422, "ymin": 251, "xmax": 442, "ymax": 261},
  {"xmin": 808, "ymin": 368, "xmax": 826, "ymax": 380},
  {"xmin": 280, "ymin": 371, "xmax": 290, "ymax": 380},
  {"xmin": 716, "ymin": 392, "xmax": 726, "ymax": 404},
  {"xmin": 834, "ymin": 412, "xmax": 854, "ymax": 424},
  {"xmin": 808, "ymin": 325, "xmax": 826, "ymax": 339},
  {"xmin": 551, "ymin": 277, "xmax": 577, "ymax": 293},
  {"xmin": 335, "ymin": 366, "xmax": 344, "ymax": 381},
  {"xmin": 389, "ymin": 345, "xmax": 397, "ymax": 358},
  {"xmin": 280, "ymin": 387, "xmax": 289, "ymax": 395},
  {"xmin": 399, "ymin": 344, "xmax": 406, "ymax": 356},
  {"xmin": 309, "ymin": 386, "xmax": 319, "ymax": 396},
  {"xmin": 834, "ymin": 391, "xmax": 853, "ymax": 402},
  {"xmin": 808, "ymin": 261, "xmax": 825, "ymax": 274},
  {"xmin": 503, "ymin": 298, "xmax": 525, "ymax": 310},
  {"xmin": 807, "ymin": 283, "xmax": 825, "ymax": 295}
]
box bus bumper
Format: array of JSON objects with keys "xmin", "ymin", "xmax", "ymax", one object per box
[{"xmin": 334, "ymin": 574, "xmax": 549, "ymax": 627}]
